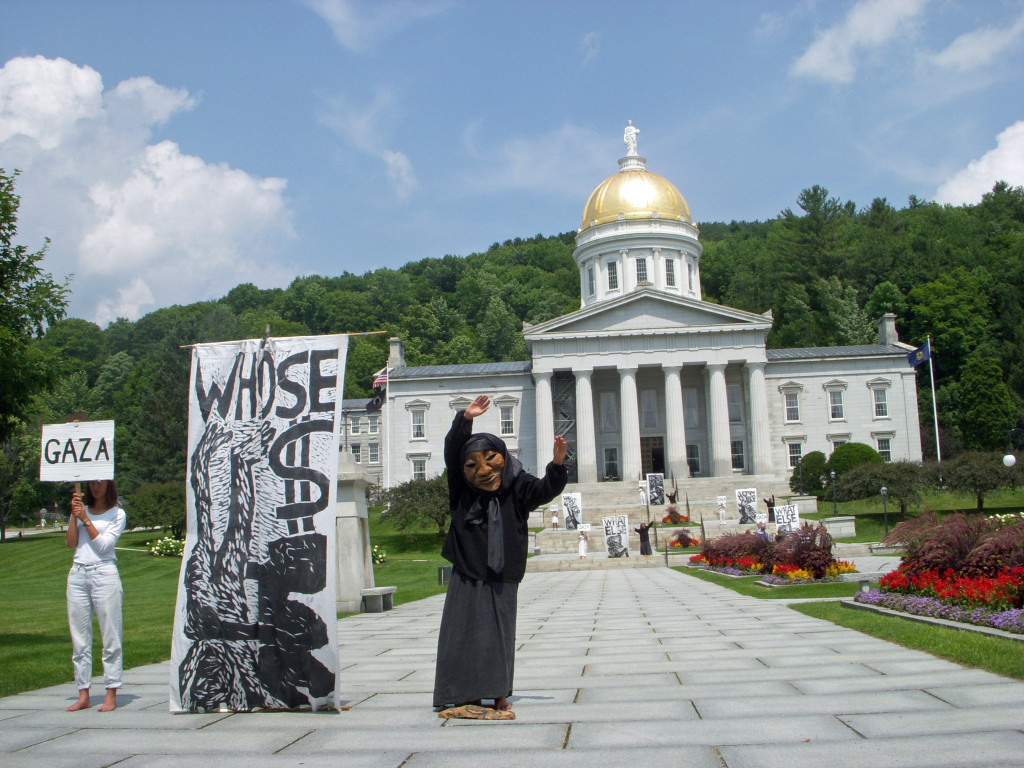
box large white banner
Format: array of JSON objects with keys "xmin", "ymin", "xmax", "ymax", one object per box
[
  {"xmin": 561, "ymin": 492, "xmax": 583, "ymax": 530},
  {"xmin": 170, "ymin": 335, "xmax": 347, "ymax": 712},
  {"xmin": 736, "ymin": 488, "xmax": 757, "ymax": 524}
]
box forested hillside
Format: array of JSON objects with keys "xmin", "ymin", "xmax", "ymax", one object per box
[{"xmin": 4, "ymin": 179, "xmax": 1023, "ymax": 523}]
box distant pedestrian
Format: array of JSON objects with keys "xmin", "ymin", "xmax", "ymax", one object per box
[
  {"xmin": 578, "ymin": 530, "xmax": 589, "ymax": 559},
  {"xmin": 634, "ymin": 521, "xmax": 655, "ymax": 556}
]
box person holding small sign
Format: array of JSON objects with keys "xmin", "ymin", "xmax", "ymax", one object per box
[{"xmin": 64, "ymin": 479, "xmax": 126, "ymax": 712}]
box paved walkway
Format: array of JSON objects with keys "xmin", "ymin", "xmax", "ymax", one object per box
[{"xmin": 3, "ymin": 567, "xmax": 1024, "ymax": 767}]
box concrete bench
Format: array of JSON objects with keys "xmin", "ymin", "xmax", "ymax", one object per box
[{"xmin": 361, "ymin": 586, "xmax": 397, "ymax": 613}]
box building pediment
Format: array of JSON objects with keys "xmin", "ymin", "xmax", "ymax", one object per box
[{"xmin": 524, "ymin": 288, "xmax": 771, "ymax": 340}]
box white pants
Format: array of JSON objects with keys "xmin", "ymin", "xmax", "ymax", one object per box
[{"xmin": 67, "ymin": 562, "xmax": 123, "ymax": 690}]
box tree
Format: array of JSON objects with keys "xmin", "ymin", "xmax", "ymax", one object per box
[
  {"xmin": 381, "ymin": 474, "xmax": 449, "ymax": 535},
  {"xmin": 937, "ymin": 451, "xmax": 1019, "ymax": 512},
  {"xmin": 952, "ymin": 356, "xmax": 1018, "ymax": 451},
  {"xmin": 0, "ymin": 169, "xmax": 70, "ymax": 443},
  {"xmin": 128, "ymin": 481, "xmax": 187, "ymax": 538},
  {"xmin": 836, "ymin": 460, "xmax": 924, "ymax": 516}
]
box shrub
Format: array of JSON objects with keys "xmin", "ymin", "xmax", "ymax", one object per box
[
  {"xmin": 129, "ymin": 481, "xmax": 186, "ymax": 538},
  {"xmin": 789, "ymin": 450, "xmax": 827, "ymax": 496},
  {"xmin": 826, "ymin": 442, "xmax": 883, "ymax": 476},
  {"xmin": 884, "ymin": 510, "xmax": 1024, "ymax": 578},
  {"xmin": 150, "ymin": 536, "xmax": 185, "ymax": 557}
]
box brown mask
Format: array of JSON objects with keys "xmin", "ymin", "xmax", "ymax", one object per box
[{"xmin": 463, "ymin": 448, "xmax": 505, "ymax": 492}]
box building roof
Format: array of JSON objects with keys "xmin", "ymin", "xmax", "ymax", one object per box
[
  {"xmin": 767, "ymin": 344, "xmax": 908, "ymax": 361},
  {"xmin": 389, "ymin": 361, "xmax": 533, "ymax": 379}
]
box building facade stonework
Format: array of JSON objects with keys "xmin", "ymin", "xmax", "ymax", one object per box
[{"xmin": 378, "ymin": 126, "xmax": 922, "ymax": 493}]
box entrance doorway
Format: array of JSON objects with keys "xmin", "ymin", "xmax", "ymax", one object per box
[{"xmin": 640, "ymin": 436, "xmax": 665, "ymax": 477}]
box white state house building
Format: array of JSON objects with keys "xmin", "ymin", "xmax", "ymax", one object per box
[{"xmin": 363, "ymin": 125, "xmax": 922, "ymax": 504}]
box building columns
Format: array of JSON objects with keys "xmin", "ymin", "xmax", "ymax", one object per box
[
  {"xmin": 618, "ymin": 367, "xmax": 642, "ymax": 481},
  {"xmin": 707, "ymin": 363, "xmax": 732, "ymax": 477},
  {"xmin": 663, "ymin": 365, "xmax": 688, "ymax": 480},
  {"xmin": 747, "ymin": 362, "xmax": 773, "ymax": 475},
  {"xmin": 575, "ymin": 368, "xmax": 598, "ymax": 483},
  {"xmin": 534, "ymin": 372, "xmax": 554, "ymax": 475}
]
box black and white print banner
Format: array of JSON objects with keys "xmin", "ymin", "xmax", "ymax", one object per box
[{"xmin": 170, "ymin": 335, "xmax": 347, "ymax": 713}]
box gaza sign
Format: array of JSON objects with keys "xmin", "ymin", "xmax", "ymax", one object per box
[{"xmin": 39, "ymin": 420, "xmax": 115, "ymax": 482}]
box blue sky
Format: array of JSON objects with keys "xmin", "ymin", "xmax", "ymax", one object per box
[{"xmin": 2, "ymin": 0, "xmax": 1022, "ymax": 325}]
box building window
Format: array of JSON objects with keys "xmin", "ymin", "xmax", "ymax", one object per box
[
  {"xmin": 784, "ymin": 392, "xmax": 800, "ymax": 422},
  {"xmin": 411, "ymin": 409, "xmax": 425, "ymax": 439},
  {"xmin": 686, "ymin": 444, "xmax": 701, "ymax": 476},
  {"xmin": 600, "ymin": 392, "xmax": 618, "ymax": 432},
  {"xmin": 607, "ymin": 261, "xmax": 619, "ymax": 291},
  {"xmin": 587, "ymin": 266, "xmax": 595, "ymax": 297},
  {"xmin": 683, "ymin": 389, "xmax": 699, "ymax": 429},
  {"xmin": 604, "ymin": 448, "xmax": 619, "ymax": 479},
  {"xmin": 731, "ymin": 440, "xmax": 744, "ymax": 470},
  {"xmin": 877, "ymin": 437, "xmax": 892, "ymax": 462},
  {"xmin": 350, "ymin": 416, "xmax": 361, "ymax": 435},
  {"xmin": 411, "ymin": 458, "xmax": 426, "ymax": 481},
  {"xmin": 787, "ymin": 442, "xmax": 803, "ymax": 468},
  {"xmin": 368, "ymin": 415, "xmax": 379, "ymax": 434},
  {"xmin": 368, "ymin": 443, "xmax": 379, "ymax": 464},
  {"xmin": 727, "ymin": 384, "xmax": 743, "ymax": 423},
  {"xmin": 665, "ymin": 259, "xmax": 676, "ymax": 287},
  {"xmin": 687, "ymin": 262, "xmax": 694, "ymax": 291},
  {"xmin": 351, "ymin": 444, "xmax": 361, "ymax": 463},
  {"xmin": 500, "ymin": 405, "xmax": 515, "ymax": 436},
  {"xmin": 829, "ymin": 390, "xmax": 844, "ymax": 420},
  {"xmin": 641, "ymin": 390, "xmax": 658, "ymax": 429},
  {"xmin": 873, "ymin": 388, "xmax": 888, "ymax": 418},
  {"xmin": 636, "ymin": 257, "xmax": 648, "ymax": 284},
  {"xmin": 832, "ymin": 439, "xmax": 847, "ymax": 452}
]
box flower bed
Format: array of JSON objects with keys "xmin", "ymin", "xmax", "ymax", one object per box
[
  {"xmin": 852, "ymin": 511, "xmax": 1024, "ymax": 634},
  {"xmin": 854, "ymin": 588, "xmax": 1024, "ymax": 635},
  {"xmin": 690, "ymin": 522, "xmax": 846, "ymax": 582}
]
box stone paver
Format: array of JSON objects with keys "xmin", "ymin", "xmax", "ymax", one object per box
[{"xmin": 2, "ymin": 567, "xmax": 1023, "ymax": 767}]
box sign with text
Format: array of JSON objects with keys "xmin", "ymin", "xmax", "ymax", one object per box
[
  {"xmin": 646, "ymin": 473, "xmax": 665, "ymax": 505},
  {"xmin": 775, "ymin": 503, "xmax": 800, "ymax": 534},
  {"xmin": 171, "ymin": 334, "xmax": 346, "ymax": 713},
  {"xmin": 39, "ymin": 420, "xmax": 115, "ymax": 482},
  {"xmin": 602, "ymin": 514, "xmax": 630, "ymax": 558},
  {"xmin": 736, "ymin": 488, "xmax": 758, "ymax": 524}
]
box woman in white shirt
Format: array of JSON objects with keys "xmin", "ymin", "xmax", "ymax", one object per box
[{"xmin": 64, "ymin": 479, "xmax": 127, "ymax": 712}]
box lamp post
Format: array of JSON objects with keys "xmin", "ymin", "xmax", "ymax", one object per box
[
  {"xmin": 831, "ymin": 470, "xmax": 838, "ymax": 517},
  {"xmin": 1004, "ymin": 428, "xmax": 1024, "ymax": 468},
  {"xmin": 880, "ymin": 485, "xmax": 889, "ymax": 537},
  {"xmin": 797, "ymin": 457, "xmax": 804, "ymax": 496}
]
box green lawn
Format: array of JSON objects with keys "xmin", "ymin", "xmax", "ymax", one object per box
[
  {"xmin": 799, "ymin": 488, "xmax": 1024, "ymax": 543},
  {"xmin": 0, "ymin": 530, "xmax": 181, "ymax": 699}
]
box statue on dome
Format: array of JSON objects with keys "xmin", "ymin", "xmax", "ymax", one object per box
[{"xmin": 623, "ymin": 120, "xmax": 639, "ymax": 157}]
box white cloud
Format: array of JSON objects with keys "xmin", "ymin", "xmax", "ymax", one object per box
[
  {"xmin": 935, "ymin": 121, "xmax": 1024, "ymax": 205},
  {"xmin": 318, "ymin": 87, "xmax": 418, "ymax": 199},
  {"xmin": 790, "ymin": 0, "xmax": 931, "ymax": 83},
  {"xmin": 302, "ymin": 0, "xmax": 453, "ymax": 53},
  {"xmin": 580, "ymin": 32, "xmax": 601, "ymax": 66},
  {"xmin": 930, "ymin": 12, "xmax": 1024, "ymax": 71},
  {"xmin": 0, "ymin": 56, "xmax": 293, "ymax": 323}
]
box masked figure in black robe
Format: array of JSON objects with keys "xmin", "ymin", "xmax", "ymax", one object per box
[{"xmin": 433, "ymin": 395, "xmax": 567, "ymax": 715}]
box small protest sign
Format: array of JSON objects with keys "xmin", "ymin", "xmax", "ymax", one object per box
[
  {"xmin": 602, "ymin": 514, "xmax": 630, "ymax": 558},
  {"xmin": 646, "ymin": 473, "xmax": 665, "ymax": 505},
  {"xmin": 39, "ymin": 420, "xmax": 115, "ymax": 482},
  {"xmin": 736, "ymin": 488, "xmax": 757, "ymax": 524},
  {"xmin": 775, "ymin": 503, "xmax": 800, "ymax": 534}
]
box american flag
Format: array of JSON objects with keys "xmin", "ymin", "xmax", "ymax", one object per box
[{"xmin": 372, "ymin": 367, "xmax": 388, "ymax": 389}]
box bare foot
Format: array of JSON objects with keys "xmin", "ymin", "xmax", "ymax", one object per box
[
  {"xmin": 66, "ymin": 693, "xmax": 91, "ymax": 711},
  {"xmin": 98, "ymin": 689, "xmax": 117, "ymax": 712},
  {"xmin": 493, "ymin": 696, "xmax": 512, "ymax": 711}
]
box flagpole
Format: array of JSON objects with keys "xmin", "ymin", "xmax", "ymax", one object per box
[{"xmin": 927, "ymin": 334, "xmax": 941, "ymax": 463}]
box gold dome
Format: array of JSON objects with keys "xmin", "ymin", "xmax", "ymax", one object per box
[{"xmin": 580, "ymin": 167, "xmax": 692, "ymax": 231}]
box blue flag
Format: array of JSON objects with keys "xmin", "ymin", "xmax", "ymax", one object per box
[{"xmin": 907, "ymin": 341, "xmax": 930, "ymax": 367}]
